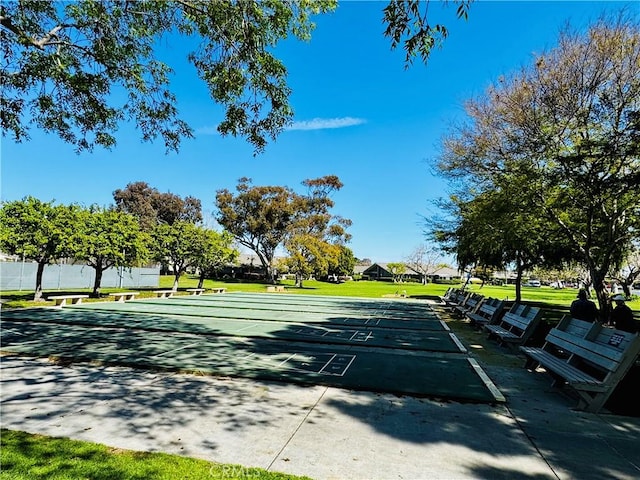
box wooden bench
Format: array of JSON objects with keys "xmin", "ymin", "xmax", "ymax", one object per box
[
  {"xmin": 186, "ymin": 288, "xmax": 206, "ymax": 296},
  {"xmin": 266, "ymin": 285, "xmax": 286, "ymax": 293},
  {"xmin": 484, "ymin": 303, "xmax": 543, "ymax": 347},
  {"xmin": 466, "ymin": 297, "xmax": 505, "ymax": 329},
  {"xmin": 109, "ymin": 291, "xmax": 139, "ymax": 302},
  {"xmin": 47, "ymin": 294, "xmax": 89, "ymax": 307},
  {"xmin": 454, "ymin": 293, "xmax": 484, "ymax": 318},
  {"xmin": 439, "ymin": 287, "xmax": 456, "ymax": 304},
  {"xmin": 153, "ymin": 290, "xmax": 174, "ymax": 298},
  {"xmin": 211, "ymin": 287, "xmax": 227, "ymax": 294},
  {"xmin": 520, "ymin": 316, "xmax": 640, "ymax": 412},
  {"xmin": 442, "ymin": 289, "xmax": 469, "ymax": 310}
]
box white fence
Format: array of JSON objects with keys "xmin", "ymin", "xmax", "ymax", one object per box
[{"xmin": 0, "ymin": 262, "xmax": 160, "ymax": 291}]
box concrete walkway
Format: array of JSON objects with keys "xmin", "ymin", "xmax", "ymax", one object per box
[{"xmin": 1, "ymin": 353, "xmax": 639, "ymax": 480}]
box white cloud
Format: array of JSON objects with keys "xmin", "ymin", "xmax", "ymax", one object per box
[
  {"xmin": 286, "ymin": 117, "xmax": 366, "ymax": 131},
  {"xmin": 195, "ymin": 126, "xmax": 220, "ymax": 136},
  {"xmin": 195, "ymin": 116, "xmax": 366, "ymax": 136}
]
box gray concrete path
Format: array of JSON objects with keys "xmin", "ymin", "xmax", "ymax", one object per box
[{"xmin": 1, "ymin": 354, "xmax": 639, "ymax": 479}]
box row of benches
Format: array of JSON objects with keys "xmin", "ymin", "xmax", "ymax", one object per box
[
  {"xmin": 442, "ymin": 288, "xmax": 542, "ymax": 348},
  {"xmin": 440, "ymin": 287, "xmax": 640, "ymax": 413},
  {"xmin": 47, "ymin": 287, "xmax": 227, "ymax": 306}
]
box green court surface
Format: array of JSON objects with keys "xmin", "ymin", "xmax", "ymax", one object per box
[
  {"xmin": 0, "ymin": 293, "xmax": 504, "ymax": 403},
  {"xmin": 1, "ymin": 307, "xmax": 463, "ymax": 352},
  {"xmin": 178, "ymin": 292, "xmax": 444, "ymax": 320},
  {"xmin": 67, "ymin": 297, "xmax": 448, "ymax": 332}
]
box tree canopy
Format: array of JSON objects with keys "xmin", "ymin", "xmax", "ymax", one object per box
[
  {"xmin": 284, "ymin": 175, "xmax": 351, "ymax": 286},
  {"xmin": 151, "ymin": 220, "xmax": 205, "ymax": 291},
  {"xmin": 216, "ymin": 175, "xmax": 350, "ymax": 283},
  {"xmin": 73, "ymin": 206, "xmax": 149, "ymax": 296},
  {"xmin": 216, "ymin": 177, "xmax": 295, "ymax": 282},
  {"xmin": 113, "ymin": 181, "xmax": 202, "ymax": 230},
  {"xmin": 2, "ymin": 0, "xmax": 469, "ymax": 154},
  {"xmin": 1, "ymin": 0, "xmax": 339, "ymax": 153},
  {"xmin": 0, "ymin": 197, "xmax": 79, "ymax": 300},
  {"xmin": 431, "ymin": 13, "xmax": 640, "ymax": 314},
  {"xmin": 189, "ymin": 229, "xmax": 238, "ymax": 289}
]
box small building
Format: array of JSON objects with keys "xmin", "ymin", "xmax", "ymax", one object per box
[
  {"xmin": 361, "ymin": 263, "xmax": 461, "ymax": 283},
  {"xmin": 361, "ymin": 263, "xmax": 395, "ymax": 281},
  {"xmin": 428, "ymin": 266, "xmax": 461, "ymax": 282}
]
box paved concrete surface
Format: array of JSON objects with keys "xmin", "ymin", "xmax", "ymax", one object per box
[{"xmin": 1, "ymin": 352, "xmax": 639, "ymax": 480}]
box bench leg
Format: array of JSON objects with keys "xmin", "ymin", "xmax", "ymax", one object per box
[
  {"xmin": 523, "ymin": 357, "xmax": 539, "ymax": 371},
  {"xmin": 576, "ymin": 391, "xmax": 610, "ymax": 413},
  {"xmin": 56, "ymin": 299, "xmax": 66, "ymax": 307}
]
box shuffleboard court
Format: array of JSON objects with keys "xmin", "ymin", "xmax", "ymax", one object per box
[
  {"xmin": 1, "ymin": 319, "xmax": 503, "ymax": 403},
  {"xmin": 0, "ymin": 293, "xmax": 505, "ymax": 403},
  {"xmin": 0, "ymin": 307, "xmax": 465, "ymax": 353},
  {"xmin": 188, "ymin": 292, "xmax": 443, "ymax": 318},
  {"xmin": 67, "ymin": 295, "xmax": 449, "ymax": 332},
  {"xmin": 154, "ymin": 292, "xmax": 443, "ymax": 321}
]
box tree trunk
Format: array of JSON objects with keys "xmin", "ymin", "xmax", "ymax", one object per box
[
  {"xmin": 172, "ymin": 274, "xmax": 180, "ymax": 292},
  {"xmin": 92, "ymin": 265, "xmax": 104, "ymax": 297},
  {"xmin": 591, "ymin": 269, "xmax": 610, "ymax": 323},
  {"xmin": 514, "ymin": 257, "xmax": 523, "ymax": 304},
  {"xmin": 267, "ymin": 265, "xmax": 276, "ymax": 284},
  {"xmin": 33, "ymin": 261, "xmax": 47, "ymax": 301},
  {"xmin": 254, "ymin": 251, "xmax": 275, "ymax": 283},
  {"xmin": 197, "ymin": 271, "xmax": 206, "ymax": 289}
]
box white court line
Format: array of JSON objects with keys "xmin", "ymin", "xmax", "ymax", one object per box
[
  {"xmin": 317, "ymin": 354, "xmax": 337, "ymax": 374},
  {"xmin": 339, "ymin": 355, "xmax": 357, "ymax": 376},
  {"xmin": 348, "ymin": 331, "xmax": 362, "ymax": 341},
  {"xmin": 4, "ymin": 338, "xmax": 46, "ymax": 346},
  {"xmin": 278, "ymin": 353, "xmax": 297, "ymax": 367},
  {"xmin": 234, "ymin": 323, "xmax": 260, "ymax": 333},
  {"xmin": 2, "ymin": 328, "xmax": 28, "ymax": 336},
  {"xmin": 151, "ymin": 342, "xmax": 201, "ymax": 358},
  {"xmin": 318, "ymin": 354, "xmax": 357, "ymax": 376}
]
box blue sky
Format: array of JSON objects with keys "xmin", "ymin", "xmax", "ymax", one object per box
[{"xmin": 1, "ymin": 1, "xmax": 632, "ymax": 262}]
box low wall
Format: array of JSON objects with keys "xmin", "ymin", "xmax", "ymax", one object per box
[{"xmin": 0, "ymin": 262, "xmax": 160, "ymax": 291}]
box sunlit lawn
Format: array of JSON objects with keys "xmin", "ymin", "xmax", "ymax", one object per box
[
  {"xmin": 2, "ymin": 276, "xmax": 638, "ymax": 309},
  {"xmin": 0, "ymin": 429, "xmax": 310, "ymax": 480}
]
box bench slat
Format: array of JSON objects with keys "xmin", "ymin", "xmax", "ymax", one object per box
[
  {"xmin": 485, "ymin": 325, "xmax": 520, "ymax": 341},
  {"xmin": 520, "ymin": 316, "xmax": 640, "ymax": 412},
  {"xmin": 520, "ymin": 347, "xmax": 605, "ymax": 389},
  {"xmin": 548, "ymin": 330, "xmax": 624, "ymax": 371},
  {"xmin": 484, "ymin": 304, "xmax": 542, "ymax": 347}
]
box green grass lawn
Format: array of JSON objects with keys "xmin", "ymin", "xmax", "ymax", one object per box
[
  {"xmin": 0, "ymin": 429, "xmax": 310, "ymax": 480},
  {"xmin": 2, "ymin": 276, "xmax": 639, "ymax": 310}
]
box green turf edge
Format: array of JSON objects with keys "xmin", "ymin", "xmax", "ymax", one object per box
[{"xmin": 0, "ymin": 429, "xmax": 312, "ymax": 480}]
